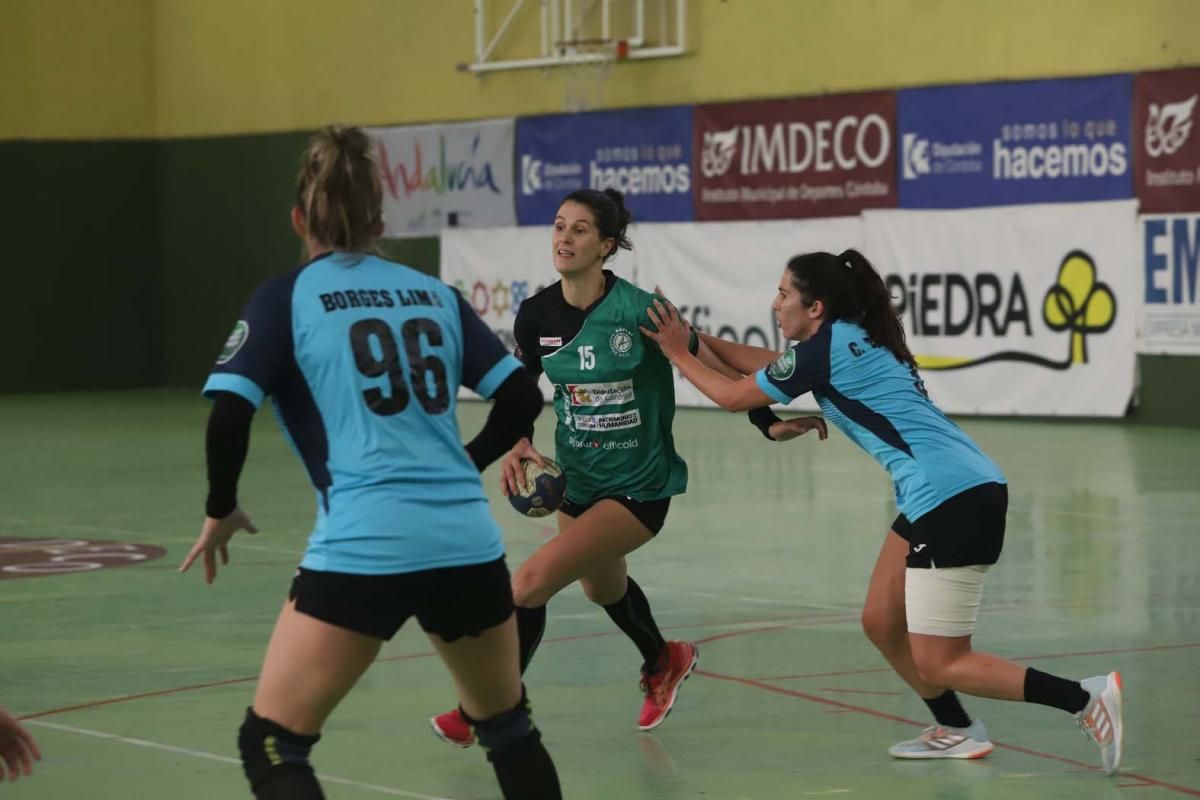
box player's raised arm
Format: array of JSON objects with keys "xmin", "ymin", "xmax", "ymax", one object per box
[
  {"xmin": 641, "ymin": 300, "xmax": 775, "ymax": 413},
  {"xmin": 697, "ymin": 331, "xmax": 782, "ymax": 374}
]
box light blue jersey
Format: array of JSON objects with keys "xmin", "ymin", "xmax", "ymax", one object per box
[
  {"xmin": 755, "ymin": 320, "xmax": 1005, "ymax": 521},
  {"xmin": 204, "ymin": 253, "xmax": 522, "ymax": 574}
]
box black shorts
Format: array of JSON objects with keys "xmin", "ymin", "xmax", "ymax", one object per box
[
  {"xmin": 289, "ymin": 556, "xmax": 513, "ymax": 642},
  {"xmin": 559, "ymin": 496, "xmax": 671, "ymax": 535},
  {"xmin": 892, "ymin": 482, "xmax": 1008, "ymax": 569}
]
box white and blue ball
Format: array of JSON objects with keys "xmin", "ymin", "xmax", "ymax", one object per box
[{"xmin": 508, "ymin": 458, "xmax": 567, "ymax": 518}]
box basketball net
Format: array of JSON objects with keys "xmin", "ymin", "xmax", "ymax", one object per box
[{"xmin": 561, "ymin": 41, "xmax": 620, "ymax": 113}]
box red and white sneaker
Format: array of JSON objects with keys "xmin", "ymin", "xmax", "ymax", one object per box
[
  {"xmin": 430, "ymin": 707, "xmax": 475, "ymax": 748},
  {"xmin": 637, "ymin": 641, "xmax": 699, "ymax": 731},
  {"xmin": 1077, "ymin": 671, "xmax": 1124, "ymax": 776},
  {"xmin": 888, "ymin": 719, "xmax": 993, "ymax": 759}
]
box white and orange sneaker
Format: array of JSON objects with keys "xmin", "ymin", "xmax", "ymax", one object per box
[
  {"xmin": 637, "ymin": 641, "xmax": 699, "ymax": 731},
  {"xmin": 888, "ymin": 719, "xmax": 993, "ymax": 759},
  {"xmin": 1077, "ymin": 672, "xmax": 1124, "ymax": 776},
  {"xmin": 429, "ymin": 707, "xmax": 475, "ymax": 748}
]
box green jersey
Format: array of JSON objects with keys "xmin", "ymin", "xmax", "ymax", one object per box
[{"xmin": 513, "ymin": 272, "xmax": 689, "ymax": 504}]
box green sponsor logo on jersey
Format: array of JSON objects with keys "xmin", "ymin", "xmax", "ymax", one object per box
[
  {"xmin": 768, "ymin": 349, "xmax": 796, "ymax": 380},
  {"xmin": 217, "ymin": 321, "xmax": 250, "ymax": 365},
  {"xmin": 609, "ymin": 327, "xmax": 634, "ymax": 357}
]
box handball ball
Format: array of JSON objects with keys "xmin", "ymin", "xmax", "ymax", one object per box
[{"xmin": 508, "ymin": 458, "xmax": 567, "ymax": 518}]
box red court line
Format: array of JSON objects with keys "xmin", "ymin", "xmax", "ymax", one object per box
[
  {"xmin": 694, "ymin": 624, "xmax": 794, "ymax": 645},
  {"xmin": 695, "ymin": 668, "xmax": 919, "ymax": 725},
  {"xmin": 819, "ymin": 687, "xmax": 901, "ymax": 696},
  {"xmin": 759, "ymin": 641, "xmax": 1200, "ymax": 682},
  {"xmin": 762, "ymin": 666, "xmax": 891, "ymax": 681},
  {"xmin": 698, "ymin": 667, "xmax": 1200, "ymax": 798},
  {"xmin": 18, "ymin": 676, "xmax": 259, "ymax": 721},
  {"xmin": 1008, "ymin": 641, "xmax": 1200, "ymax": 662},
  {"xmin": 17, "ymin": 612, "xmax": 851, "ymax": 722},
  {"xmin": 690, "ymin": 620, "xmax": 863, "ymax": 647}
]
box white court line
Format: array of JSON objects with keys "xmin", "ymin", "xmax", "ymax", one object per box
[
  {"xmin": 2, "ymin": 518, "xmax": 155, "ymax": 538},
  {"xmin": 26, "ymin": 720, "xmax": 461, "ymax": 800},
  {"xmin": 162, "ymin": 538, "xmax": 298, "ymax": 555}
]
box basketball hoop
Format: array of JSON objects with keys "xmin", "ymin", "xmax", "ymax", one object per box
[{"xmin": 557, "ymin": 38, "xmax": 619, "ymax": 113}]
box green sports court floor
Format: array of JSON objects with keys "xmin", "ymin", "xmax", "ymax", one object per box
[{"xmin": 3, "ymin": 389, "xmax": 1198, "ymax": 799}]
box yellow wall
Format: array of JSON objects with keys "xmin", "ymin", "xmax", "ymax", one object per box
[
  {"xmin": 4, "ymin": 0, "xmax": 1198, "ymax": 140},
  {"xmin": 0, "ymin": 0, "xmax": 154, "ymax": 139},
  {"xmin": 152, "ymin": 0, "xmax": 1200, "ymax": 136}
]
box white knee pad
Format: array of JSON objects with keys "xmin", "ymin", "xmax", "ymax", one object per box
[{"xmin": 904, "ymin": 565, "xmax": 990, "ymax": 637}]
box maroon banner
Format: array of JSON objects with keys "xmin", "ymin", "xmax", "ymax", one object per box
[
  {"xmin": 1135, "ymin": 68, "xmax": 1200, "ymax": 213},
  {"xmin": 694, "ymin": 91, "xmax": 896, "ymax": 220}
]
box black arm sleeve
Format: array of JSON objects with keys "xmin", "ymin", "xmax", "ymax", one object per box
[
  {"xmin": 205, "ymin": 391, "xmax": 256, "ymax": 518},
  {"xmin": 747, "ymin": 406, "xmax": 783, "ymax": 441},
  {"xmin": 464, "ymin": 368, "xmax": 544, "ymax": 472},
  {"xmin": 512, "ymin": 304, "xmax": 543, "ymax": 378}
]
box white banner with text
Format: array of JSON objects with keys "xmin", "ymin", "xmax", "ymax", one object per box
[
  {"xmin": 368, "ymin": 118, "xmax": 516, "ymax": 237},
  {"xmin": 864, "ymin": 201, "xmax": 1138, "ymax": 415}
]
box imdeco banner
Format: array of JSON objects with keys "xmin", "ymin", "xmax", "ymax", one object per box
[{"xmin": 694, "ymin": 92, "xmax": 897, "ymax": 221}]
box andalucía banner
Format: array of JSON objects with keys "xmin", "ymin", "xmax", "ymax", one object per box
[{"xmin": 367, "ymin": 119, "xmax": 516, "ymax": 236}]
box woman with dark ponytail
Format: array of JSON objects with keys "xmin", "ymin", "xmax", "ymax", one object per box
[
  {"xmin": 641, "ymin": 249, "xmax": 1125, "ymax": 778},
  {"xmin": 431, "ymin": 188, "xmax": 702, "ymax": 746}
]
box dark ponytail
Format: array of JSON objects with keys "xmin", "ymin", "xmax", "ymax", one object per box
[
  {"xmin": 785, "ymin": 249, "xmax": 914, "ymax": 366},
  {"xmin": 562, "ymin": 188, "xmax": 633, "ymax": 261}
]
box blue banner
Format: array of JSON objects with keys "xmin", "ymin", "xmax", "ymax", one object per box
[
  {"xmin": 898, "ymin": 75, "xmax": 1133, "ymax": 208},
  {"xmin": 516, "ymin": 106, "xmax": 694, "ymax": 225}
]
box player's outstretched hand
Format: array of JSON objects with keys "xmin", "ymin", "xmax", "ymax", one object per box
[
  {"xmin": 769, "ymin": 416, "xmax": 828, "ymax": 442},
  {"xmin": 179, "ymin": 508, "xmax": 259, "ymax": 584},
  {"xmin": 0, "ymin": 705, "xmax": 40, "ymax": 783},
  {"xmin": 500, "ymin": 437, "xmax": 546, "ymax": 497},
  {"xmin": 641, "ymin": 299, "xmax": 690, "ymax": 360}
]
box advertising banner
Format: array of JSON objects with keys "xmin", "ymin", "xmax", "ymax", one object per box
[
  {"xmin": 441, "ymin": 226, "xmax": 551, "ymax": 361},
  {"xmin": 1140, "ymin": 213, "xmax": 1200, "ymax": 354},
  {"xmin": 1134, "ymin": 68, "xmax": 1200, "ymax": 213},
  {"xmin": 864, "ymin": 201, "xmax": 1138, "ymax": 415},
  {"xmin": 898, "ymin": 76, "xmax": 1133, "ymax": 209},
  {"xmin": 367, "ymin": 118, "xmax": 516, "ymax": 236},
  {"xmin": 693, "ymin": 92, "xmax": 897, "ymax": 221},
  {"xmin": 516, "ymin": 106, "xmax": 693, "ymax": 225}
]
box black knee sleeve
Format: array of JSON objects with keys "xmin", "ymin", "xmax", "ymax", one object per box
[
  {"xmin": 461, "ymin": 692, "xmax": 541, "ymax": 762},
  {"xmin": 238, "ymin": 707, "xmax": 324, "ymax": 799}
]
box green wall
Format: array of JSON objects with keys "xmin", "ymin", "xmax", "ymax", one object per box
[
  {"xmin": 157, "ymin": 132, "xmax": 306, "ymax": 386},
  {"xmin": 1136, "ymin": 356, "xmax": 1200, "ymax": 425},
  {"xmin": 0, "ymin": 140, "xmax": 160, "ymax": 392},
  {"xmin": 157, "ymin": 131, "xmax": 439, "ymax": 386}
]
